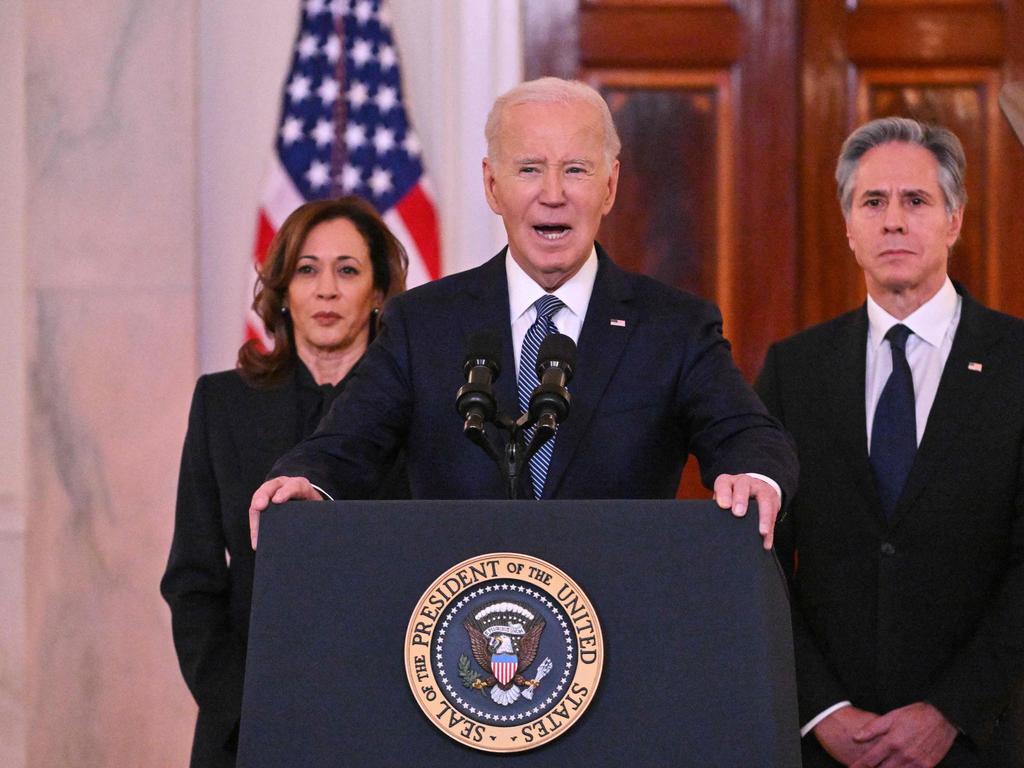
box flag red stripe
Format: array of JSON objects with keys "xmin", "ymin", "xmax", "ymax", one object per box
[
  {"xmin": 396, "ymin": 184, "xmax": 441, "ymax": 279},
  {"xmin": 253, "ymin": 209, "xmax": 275, "ymax": 267}
]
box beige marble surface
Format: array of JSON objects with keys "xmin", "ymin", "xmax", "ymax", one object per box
[
  {"xmin": 1, "ymin": 1, "xmax": 28, "ymax": 765},
  {"xmin": 23, "ymin": 1, "xmax": 199, "ymax": 765}
]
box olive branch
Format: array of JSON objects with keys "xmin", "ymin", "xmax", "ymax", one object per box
[{"xmin": 458, "ymin": 654, "xmax": 483, "ymax": 690}]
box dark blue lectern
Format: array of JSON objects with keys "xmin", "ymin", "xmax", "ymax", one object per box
[{"xmin": 238, "ymin": 500, "xmax": 800, "ymax": 766}]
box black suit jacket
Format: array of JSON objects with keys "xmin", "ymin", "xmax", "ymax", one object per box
[
  {"xmin": 757, "ymin": 289, "xmax": 1024, "ymax": 767},
  {"xmin": 272, "ymin": 246, "xmax": 798, "ymax": 502},
  {"xmin": 161, "ymin": 366, "xmax": 406, "ymax": 767}
]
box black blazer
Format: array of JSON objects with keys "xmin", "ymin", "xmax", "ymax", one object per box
[
  {"xmin": 272, "ymin": 246, "xmax": 798, "ymax": 502},
  {"xmin": 161, "ymin": 366, "xmax": 406, "ymax": 767},
  {"xmin": 757, "ymin": 289, "xmax": 1024, "ymax": 767}
]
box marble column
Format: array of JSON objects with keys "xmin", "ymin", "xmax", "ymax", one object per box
[
  {"xmin": 0, "ymin": 2, "xmax": 28, "ymax": 764},
  {"xmin": 23, "ymin": 1, "xmax": 199, "ymax": 765}
]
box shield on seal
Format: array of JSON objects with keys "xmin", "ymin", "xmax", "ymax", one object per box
[{"xmin": 491, "ymin": 653, "xmax": 518, "ymax": 686}]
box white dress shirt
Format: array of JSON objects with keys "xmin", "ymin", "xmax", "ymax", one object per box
[
  {"xmin": 866, "ymin": 277, "xmax": 961, "ymax": 451},
  {"xmin": 506, "ymin": 247, "xmax": 597, "ymax": 378}
]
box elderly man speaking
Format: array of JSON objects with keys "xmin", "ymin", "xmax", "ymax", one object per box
[{"xmin": 250, "ymin": 77, "xmax": 797, "ymax": 548}]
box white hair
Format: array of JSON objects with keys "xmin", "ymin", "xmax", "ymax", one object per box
[{"xmin": 485, "ymin": 77, "xmax": 621, "ymax": 168}]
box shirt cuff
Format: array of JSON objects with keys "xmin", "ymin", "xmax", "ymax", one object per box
[
  {"xmin": 310, "ymin": 483, "xmax": 334, "ymax": 501},
  {"xmin": 801, "ymin": 701, "xmax": 852, "ymax": 737},
  {"xmin": 743, "ymin": 473, "xmax": 782, "ymax": 501}
]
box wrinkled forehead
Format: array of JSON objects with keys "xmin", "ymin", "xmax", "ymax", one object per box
[{"xmin": 495, "ymin": 100, "xmax": 607, "ymax": 159}]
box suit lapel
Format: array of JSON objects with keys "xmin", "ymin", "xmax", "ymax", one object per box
[
  {"xmin": 543, "ymin": 249, "xmax": 635, "ymax": 498},
  {"xmin": 892, "ymin": 292, "xmax": 1001, "ymax": 524},
  {"xmin": 824, "ymin": 307, "xmax": 882, "ymax": 518},
  {"xmin": 459, "ymin": 250, "xmax": 519, "ymax": 421}
]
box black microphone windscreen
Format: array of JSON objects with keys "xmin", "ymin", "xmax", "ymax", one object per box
[
  {"xmin": 465, "ymin": 330, "xmax": 502, "ymax": 368},
  {"xmin": 537, "ymin": 333, "xmax": 576, "ymax": 368}
]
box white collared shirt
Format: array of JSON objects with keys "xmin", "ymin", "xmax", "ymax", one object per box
[
  {"xmin": 505, "ymin": 246, "xmax": 597, "ymax": 378},
  {"xmin": 865, "ymin": 277, "xmax": 961, "ymax": 451}
]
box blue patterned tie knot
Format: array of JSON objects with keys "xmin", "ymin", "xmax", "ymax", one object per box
[
  {"xmin": 870, "ymin": 323, "xmax": 916, "ymax": 518},
  {"xmin": 518, "ymin": 294, "xmax": 566, "ymax": 499}
]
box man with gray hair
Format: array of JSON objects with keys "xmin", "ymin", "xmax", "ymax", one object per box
[
  {"xmin": 250, "ymin": 77, "xmax": 796, "ymax": 548},
  {"xmin": 758, "ymin": 118, "xmax": 1024, "ymax": 766}
]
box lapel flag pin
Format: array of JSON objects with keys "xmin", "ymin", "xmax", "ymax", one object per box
[
  {"xmin": 968, "ymin": 362, "xmax": 983, "ymax": 372},
  {"xmin": 610, "ymin": 319, "xmax": 626, "ymax": 327}
]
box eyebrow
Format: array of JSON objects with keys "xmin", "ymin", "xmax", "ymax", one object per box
[
  {"xmin": 860, "ymin": 188, "xmax": 934, "ymax": 199},
  {"xmin": 298, "ymin": 254, "xmax": 360, "ymax": 261},
  {"xmin": 512, "ymin": 156, "xmax": 596, "ymax": 167}
]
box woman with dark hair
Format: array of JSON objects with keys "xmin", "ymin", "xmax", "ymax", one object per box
[{"xmin": 161, "ymin": 197, "xmax": 408, "ymax": 768}]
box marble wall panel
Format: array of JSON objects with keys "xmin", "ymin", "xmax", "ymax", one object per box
[
  {"xmin": 26, "ymin": 0, "xmax": 197, "ymax": 293},
  {"xmin": 25, "ymin": 0, "xmax": 199, "ymax": 766},
  {"xmin": 0, "ymin": 534, "xmax": 26, "ymax": 768},
  {"xmin": 27, "ymin": 290, "xmax": 196, "ymax": 767}
]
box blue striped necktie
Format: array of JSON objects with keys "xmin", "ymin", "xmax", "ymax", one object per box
[
  {"xmin": 518, "ymin": 294, "xmax": 565, "ymax": 499},
  {"xmin": 870, "ymin": 323, "xmax": 917, "ymax": 518}
]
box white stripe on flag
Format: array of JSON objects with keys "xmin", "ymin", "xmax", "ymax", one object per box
[{"xmin": 259, "ymin": 156, "xmax": 305, "ymax": 230}]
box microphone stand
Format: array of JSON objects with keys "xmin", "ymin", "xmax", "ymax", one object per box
[
  {"xmin": 457, "ymin": 333, "xmax": 573, "ymax": 500},
  {"xmin": 491, "ymin": 413, "xmax": 556, "ymax": 500}
]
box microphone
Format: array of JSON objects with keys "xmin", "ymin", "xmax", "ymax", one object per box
[
  {"xmin": 529, "ymin": 333, "xmax": 576, "ymax": 434},
  {"xmin": 456, "ymin": 331, "xmax": 502, "ymax": 436}
]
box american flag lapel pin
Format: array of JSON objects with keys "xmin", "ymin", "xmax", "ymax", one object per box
[
  {"xmin": 967, "ymin": 362, "xmax": 983, "ymax": 372},
  {"xmin": 610, "ymin": 318, "xmax": 626, "ymax": 327}
]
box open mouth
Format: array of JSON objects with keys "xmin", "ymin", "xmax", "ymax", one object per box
[{"xmin": 533, "ymin": 224, "xmax": 571, "ymax": 241}]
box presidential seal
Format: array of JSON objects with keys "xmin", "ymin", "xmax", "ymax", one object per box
[{"xmin": 405, "ymin": 553, "xmax": 603, "ymax": 753}]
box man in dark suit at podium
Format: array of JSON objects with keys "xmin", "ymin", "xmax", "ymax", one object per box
[
  {"xmin": 757, "ymin": 118, "xmax": 1024, "ymax": 767},
  {"xmin": 248, "ymin": 77, "xmax": 797, "ymax": 548}
]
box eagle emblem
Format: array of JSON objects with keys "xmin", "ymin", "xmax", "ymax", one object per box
[{"xmin": 461, "ymin": 600, "xmax": 552, "ymax": 706}]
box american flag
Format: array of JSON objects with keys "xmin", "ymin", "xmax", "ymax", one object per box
[{"xmin": 247, "ymin": 0, "xmax": 441, "ymax": 347}]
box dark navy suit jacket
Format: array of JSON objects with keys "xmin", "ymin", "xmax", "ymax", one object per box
[
  {"xmin": 272, "ymin": 246, "xmax": 797, "ymax": 503},
  {"xmin": 757, "ymin": 288, "xmax": 1024, "ymax": 767}
]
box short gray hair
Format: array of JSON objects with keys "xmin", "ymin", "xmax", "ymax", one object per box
[
  {"xmin": 835, "ymin": 117, "xmax": 967, "ymax": 217},
  {"xmin": 485, "ymin": 77, "xmax": 622, "ymax": 168}
]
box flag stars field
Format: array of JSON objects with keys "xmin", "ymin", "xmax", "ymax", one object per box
[
  {"xmin": 372, "ymin": 126, "xmax": 395, "ymax": 154},
  {"xmin": 311, "ymin": 119, "xmax": 335, "ymax": 147},
  {"xmin": 375, "ymin": 85, "xmax": 397, "ymax": 112},
  {"xmin": 280, "ymin": 116, "xmax": 304, "ymax": 146},
  {"xmin": 368, "ymin": 167, "xmax": 393, "ymax": 196},
  {"xmin": 317, "ymin": 76, "xmax": 340, "ymax": 105},
  {"xmin": 347, "ymin": 80, "xmax": 370, "ymax": 108},
  {"xmin": 297, "ymin": 32, "xmax": 319, "ymax": 59},
  {"xmin": 350, "ymin": 38, "xmax": 374, "ymax": 68},
  {"xmin": 287, "ymin": 73, "xmax": 312, "ymax": 103},
  {"xmin": 324, "ymin": 34, "xmax": 341, "ymax": 63}
]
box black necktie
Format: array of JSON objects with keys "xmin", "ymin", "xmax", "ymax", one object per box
[{"xmin": 870, "ymin": 324, "xmax": 917, "ymax": 517}]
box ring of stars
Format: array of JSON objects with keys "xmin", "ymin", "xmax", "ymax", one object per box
[{"xmin": 432, "ymin": 583, "xmax": 576, "ymax": 724}]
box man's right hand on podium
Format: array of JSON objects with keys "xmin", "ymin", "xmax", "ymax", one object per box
[{"xmin": 249, "ymin": 476, "xmax": 321, "ymax": 549}]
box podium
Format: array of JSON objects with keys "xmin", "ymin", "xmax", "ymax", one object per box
[{"xmin": 239, "ymin": 500, "xmax": 800, "ymax": 766}]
